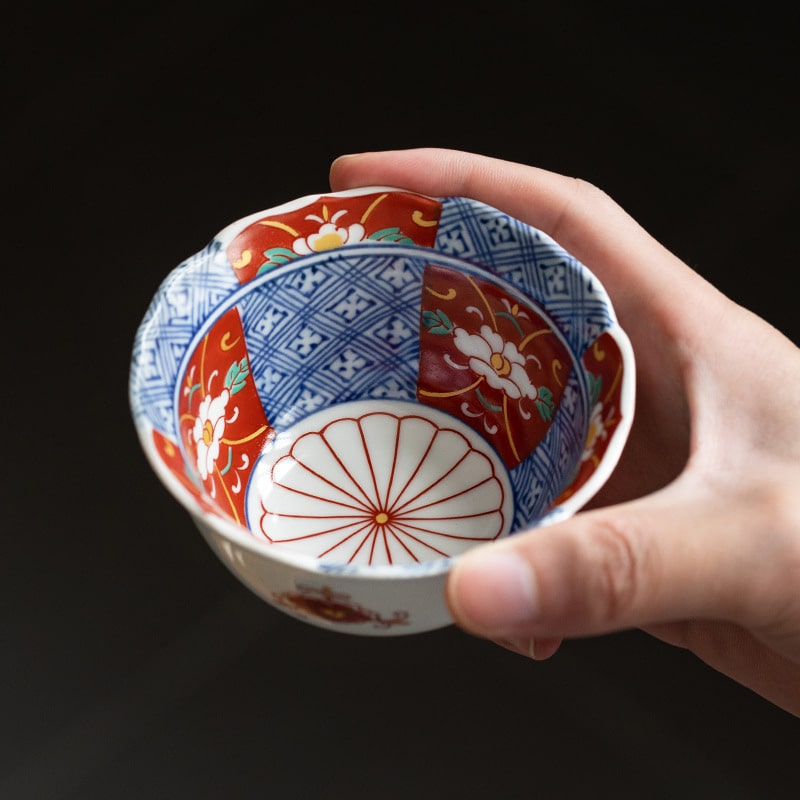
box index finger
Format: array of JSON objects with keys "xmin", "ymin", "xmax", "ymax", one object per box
[{"xmin": 329, "ymin": 148, "xmax": 711, "ymax": 312}]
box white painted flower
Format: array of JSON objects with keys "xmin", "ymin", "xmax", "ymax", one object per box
[
  {"xmin": 292, "ymin": 209, "xmax": 366, "ymax": 254},
  {"xmin": 581, "ymin": 402, "xmax": 609, "ymax": 462},
  {"xmin": 452, "ymin": 325, "xmax": 537, "ymax": 400},
  {"xmin": 192, "ymin": 388, "xmax": 231, "ymax": 479}
]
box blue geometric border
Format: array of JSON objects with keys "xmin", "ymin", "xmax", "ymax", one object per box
[
  {"xmin": 162, "ymin": 245, "xmax": 590, "ymax": 530},
  {"xmin": 130, "ymin": 194, "xmax": 607, "ymax": 485},
  {"xmin": 436, "ymin": 196, "xmax": 616, "ymax": 356},
  {"xmin": 129, "ymin": 239, "xmax": 238, "ymax": 436}
]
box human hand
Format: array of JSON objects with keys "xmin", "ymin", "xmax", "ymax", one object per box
[{"xmin": 330, "ymin": 148, "xmax": 800, "ymax": 717}]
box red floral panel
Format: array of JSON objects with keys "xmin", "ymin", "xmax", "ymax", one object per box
[
  {"xmin": 177, "ymin": 306, "xmax": 272, "ymax": 524},
  {"xmin": 417, "ymin": 264, "xmax": 573, "ymax": 469},
  {"xmin": 554, "ymin": 331, "xmax": 625, "ymax": 502},
  {"xmin": 225, "ymin": 191, "xmax": 442, "ymax": 284}
]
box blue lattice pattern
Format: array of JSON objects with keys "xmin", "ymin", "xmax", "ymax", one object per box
[
  {"xmin": 508, "ymin": 377, "xmax": 586, "ymax": 529},
  {"xmin": 130, "ymin": 192, "xmax": 607, "ymax": 459},
  {"xmin": 436, "ymin": 197, "xmax": 615, "ymax": 356},
  {"xmin": 129, "ymin": 240, "xmax": 238, "ymax": 436},
  {"xmin": 227, "ymin": 247, "xmax": 589, "ymax": 529},
  {"xmin": 240, "ymin": 252, "xmax": 423, "ymax": 431}
]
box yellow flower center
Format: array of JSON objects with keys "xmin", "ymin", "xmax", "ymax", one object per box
[
  {"xmin": 202, "ymin": 419, "xmax": 214, "ymax": 446},
  {"xmin": 490, "ymin": 352, "xmax": 511, "ymax": 376},
  {"xmin": 313, "ymin": 232, "xmax": 345, "ymax": 251}
]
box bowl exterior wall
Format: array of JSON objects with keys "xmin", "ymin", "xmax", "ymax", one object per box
[{"xmin": 193, "ymin": 514, "xmax": 453, "ymax": 636}]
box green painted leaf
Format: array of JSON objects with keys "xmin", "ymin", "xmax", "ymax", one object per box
[
  {"xmin": 257, "ymin": 247, "xmax": 298, "ymax": 274},
  {"xmin": 186, "ymin": 383, "xmax": 201, "ymax": 411},
  {"xmin": 368, "ymin": 227, "xmax": 414, "ymax": 244},
  {"xmin": 225, "ymin": 358, "xmax": 250, "ymax": 394},
  {"xmin": 476, "ymin": 388, "xmax": 502, "ymax": 412},
  {"xmin": 495, "ymin": 310, "xmax": 524, "ymax": 336},
  {"xmin": 588, "ymin": 372, "xmax": 602, "ymax": 405},
  {"xmin": 219, "ymin": 446, "xmax": 233, "ymax": 476},
  {"xmin": 263, "ymin": 246, "xmax": 297, "ymax": 260},
  {"xmin": 536, "ymin": 386, "xmax": 555, "ymax": 421},
  {"xmin": 422, "ymin": 308, "xmax": 454, "ymax": 335}
]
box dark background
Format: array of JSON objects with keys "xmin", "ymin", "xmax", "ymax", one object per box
[{"xmin": 4, "ymin": 3, "xmax": 799, "ymax": 798}]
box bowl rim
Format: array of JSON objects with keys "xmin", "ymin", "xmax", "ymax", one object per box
[
  {"xmin": 130, "ymin": 188, "xmax": 637, "ymax": 581},
  {"xmin": 214, "ymin": 185, "xmax": 417, "ymax": 247}
]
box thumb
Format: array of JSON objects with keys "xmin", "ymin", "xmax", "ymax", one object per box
[{"xmin": 445, "ymin": 481, "xmax": 783, "ymax": 642}]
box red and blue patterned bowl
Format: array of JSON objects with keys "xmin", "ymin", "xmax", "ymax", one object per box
[{"xmin": 129, "ymin": 187, "xmax": 635, "ymax": 635}]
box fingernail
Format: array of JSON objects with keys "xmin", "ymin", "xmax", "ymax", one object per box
[
  {"xmin": 449, "ymin": 550, "xmax": 538, "ymax": 634},
  {"xmin": 512, "ymin": 637, "xmax": 538, "ymax": 659},
  {"xmin": 330, "ymin": 152, "xmax": 366, "ymax": 166},
  {"xmin": 496, "ymin": 637, "xmax": 537, "ymax": 660}
]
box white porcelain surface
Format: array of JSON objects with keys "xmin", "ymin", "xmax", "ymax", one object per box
[{"xmin": 130, "ymin": 186, "xmax": 635, "ymax": 635}]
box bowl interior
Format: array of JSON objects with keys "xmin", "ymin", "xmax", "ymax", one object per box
[{"xmin": 130, "ymin": 189, "xmax": 634, "ymax": 572}]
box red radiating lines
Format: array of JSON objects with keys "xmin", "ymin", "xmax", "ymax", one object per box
[{"xmin": 258, "ymin": 411, "xmax": 507, "ymax": 565}]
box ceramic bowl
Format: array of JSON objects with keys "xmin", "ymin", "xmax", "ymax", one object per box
[{"xmin": 129, "ymin": 187, "xmax": 635, "ymax": 635}]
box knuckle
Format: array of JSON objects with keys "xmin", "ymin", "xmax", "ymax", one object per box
[
  {"xmin": 748, "ymin": 481, "xmax": 800, "ymax": 579},
  {"xmin": 754, "ymin": 483, "xmax": 800, "ymax": 618},
  {"xmin": 572, "ymin": 176, "xmax": 607, "ymax": 199},
  {"xmin": 585, "ymin": 517, "xmax": 652, "ymax": 623},
  {"xmin": 722, "ymin": 479, "xmax": 800, "ymax": 636},
  {"xmin": 763, "ymin": 483, "xmax": 800, "ymax": 545},
  {"xmin": 571, "ymin": 177, "xmax": 617, "ymax": 212},
  {"xmin": 549, "ymin": 177, "xmax": 616, "ymax": 248}
]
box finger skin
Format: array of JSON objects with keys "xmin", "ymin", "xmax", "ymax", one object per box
[
  {"xmin": 447, "ymin": 478, "xmax": 800, "ymax": 717},
  {"xmin": 446, "ymin": 479, "xmax": 800, "ymax": 641},
  {"xmin": 330, "ymin": 148, "xmax": 712, "ymax": 316},
  {"xmin": 330, "ymin": 149, "xmax": 800, "ymax": 718},
  {"xmin": 332, "ymin": 148, "xmax": 700, "ymax": 502}
]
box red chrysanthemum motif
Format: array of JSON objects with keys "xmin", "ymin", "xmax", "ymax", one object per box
[{"xmin": 250, "ymin": 409, "xmax": 510, "ymax": 565}]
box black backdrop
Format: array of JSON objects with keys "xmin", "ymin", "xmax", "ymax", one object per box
[{"xmin": 4, "ymin": 3, "xmax": 799, "ymax": 798}]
